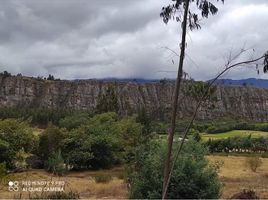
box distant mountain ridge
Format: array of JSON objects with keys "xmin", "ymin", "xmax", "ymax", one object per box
[{"xmin": 210, "ymin": 78, "xmax": 268, "ymax": 89}]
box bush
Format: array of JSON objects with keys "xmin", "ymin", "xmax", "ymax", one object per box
[
  {"xmin": 59, "ymin": 112, "xmax": 91, "ymax": 130},
  {"xmin": 94, "ymin": 173, "xmax": 112, "ymax": 183},
  {"xmin": 246, "ymin": 157, "xmax": 262, "ymax": 172},
  {"xmin": 230, "ymin": 189, "xmax": 258, "ymax": 199},
  {"xmin": 39, "ymin": 124, "xmax": 66, "ymax": 162},
  {"xmin": 0, "ymin": 163, "xmax": 7, "ymax": 178},
  {"xmin": 129, "ymin": 140, "xmax": 222, "ymax": 199},
  {"xmin": 45, "ymin": 150, "xmax": 66, "ymax": 176},
  {"xmin": 0, "ymin": 119, "xmax": 37, "ymax": 169}
]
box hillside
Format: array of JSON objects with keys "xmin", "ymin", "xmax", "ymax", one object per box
[
  {"xmin": 211, "ymin": 78, "xmax": 268, "ymax": 89},
  {"xmin": 1, "ymin": 75, "xmax": 268, "ymax": 121}
]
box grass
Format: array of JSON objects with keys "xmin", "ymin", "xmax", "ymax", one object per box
[
  {"xmin": 32, "ymin": 127, "xmax": 44, "ymax": 136},
  {"xmin": 207, "ymin": 155, "xmax": 268, "ymax": 199},
  {"xmin": 1, "ymin": 156, "xmax": 267, "ymax": 199},
  {"xmin": 202, "ymin": 130, "xmax": 268, "ymax": 140},
  {"xmin": 0, "ymin": 167, "xmax": 128, "ymax": 199}
]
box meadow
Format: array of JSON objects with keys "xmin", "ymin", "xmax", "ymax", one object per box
[{"xmin": 1, "ymin": 156, "xmax": 267, "ymax": 199}]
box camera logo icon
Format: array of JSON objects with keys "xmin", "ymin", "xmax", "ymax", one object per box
[{"xmin": 8, "ymin": 181, "xmax": 19, "ymax": 191}]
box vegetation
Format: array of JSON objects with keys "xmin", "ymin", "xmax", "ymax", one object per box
[
  {"xmin": 129, "ymin": 140, "xmax": 222, "ymax": 199},
  {"xmin": 204, "ymin": 136, "xmax": 268, "ymax": 153},
  {"xmin": 202, "ymin": 130, "xmax": 268, "ymax": 140},
  {"xmin": 94, "ymin": 173, "xmax": 112, "ymax": 183},
  {"xmin": 0, "ymin": 71, "xmax": 12, "ymax": 78},
  {"xmin": 0, "ymin": 119, "xmax": 37, "ymax": 169},
  {"xmin": 246, "ymin": 156, "xmax": 263, "ymax": 172},
  {"xmin": 96, "ymin": 85, "xmax": 119, "ymax": 113},
  {"xmin": 46, "ymin": 150, "xmax": 66, "ymax": 176}
]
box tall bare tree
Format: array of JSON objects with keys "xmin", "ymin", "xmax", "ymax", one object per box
[{"xmin": 160, "ymin": 0, "xmax": 224, "ymax": 198}]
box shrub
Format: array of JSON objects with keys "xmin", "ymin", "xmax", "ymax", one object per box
[
  {"xmin": 0, "ymin": 119, "xmax": 37, "ymax": 169},
  {"xmin": 95, "ymin": 173, "xmax": 112, "ymax": 183},
  {"xmin": 246, "ymin": 157, "xmax": 262, "ymax": 172},
  {"xmin": 230, "ymin": 189, "xmax": 258, "ymax": 199},
  {"xmin": 39, "ymin": 124, "xmax": 66, "ymax": 162},
  {"xmin": 59, "ymin": 112, "xmax": 91, "ymax": 130},
  {"xmin": 129, "ymin": 140, "xmax": 222, "ymax": 199},
  {"xmin": 46, "ymin": 150, "xmax": 66, "ymax": 176},
  {"xmin": 0, "ymin": 163, "xmax": 7, "ymax": 178}
]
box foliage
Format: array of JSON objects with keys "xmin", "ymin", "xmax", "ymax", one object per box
[
  {"xmin": 0, "ymin": 107, "xmax": 87, "ymax": 126},
  {"xmin": 129, "ymin": 140, "xmax": 221, "ymax": 199},
  {"xmin": 59, "ymin": 112, "xmax": 91, "ymax": 130},
  {"xmin": 245, "ymin": 156, "xmax": 263, "ymax": 172},
  {"xmin": 45, "ymin": 150, "xmax": 66, "ymax": 176},
  {"xmin": 0, "ymin": 162, "xmax": 7, "ymax": 178},
  {"xmin": 39, "ymin": 124, "xmax": 66, "ymax": 162},
  {"xmin": 61, "ymin": 112, "xmax": 147, "ymax": 170},
  {"xmin": 192, "ymin": 130, "xmax": 201, "ymax": 142},
  {"xmin": 160, "ymin": 0, "xmax": 224, "ymax": 28},
  {"xmin": 0, "ymin": 119, "xmax": 37, "ymax": 169},
  {"xmin": 204, "ymin": 136, "xmax": 268, "ymax": 153},
  {"xmin": 94, "ymin": 173, "xmax": 112, "ymax": 183},
  {"xmin": 47, "ymin": 74, "xmax": 55, "ymax": 80},
  {"xmin": 96, "ymin": 85, "xmax": 119, "ymax": 113},
  {"xmin": 183, "ymin": 81, "xmax": 217, "ymax": 103},
  {"xmin": 0, "ymin": 71, "xmax": 12, "ymax": 78},
  {"xmin": 62, "ymin": 113, "xmax": 120, "ymax": 169},
  {"xmin": 230, "ymin": 189, "xmax": 259, "ymax": 199}
]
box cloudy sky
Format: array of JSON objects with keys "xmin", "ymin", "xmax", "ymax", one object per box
[{"xmin": 0, "ymin": 0, "xmax": 267, "ymax": 80}]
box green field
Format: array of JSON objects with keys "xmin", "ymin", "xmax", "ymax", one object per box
[{"xmin": 202, "ymin": 130, "xmax": 268, "ymax": 140}]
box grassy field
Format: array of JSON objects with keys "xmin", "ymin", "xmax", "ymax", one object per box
[
  {"xmin": 1, "ymin": 156, "xmax": 267, "ymax": 199},
  {"xmin": 202, "ymin": 130, "xmax": 268, "ymax": 140},
  {"xmin": 0, "ymin": 166, "xmax": 127, "ymax": 199},
  {"xmin": 208, "ymin": 155, "xmax": 268, "ymax": 199}
]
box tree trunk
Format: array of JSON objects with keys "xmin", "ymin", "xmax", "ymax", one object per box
[{"xmin": 162, "ymin": 0, "xmax": 190, "ymax": 199}]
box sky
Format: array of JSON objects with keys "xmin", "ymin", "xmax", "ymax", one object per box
[{"xmin": 0, "ymin": 0, "xmax": 267, "ymax": 80}]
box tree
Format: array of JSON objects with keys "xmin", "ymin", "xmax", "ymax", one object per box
[
  {"xmin": 160, "ymin": 0, "xmax": 224, "ymax": 197},
  {"xmin": 129, "ymin": 140, "xmax": 221, "ymax": 199},
  {"xmin": 39, "ymin": 123, "xmax": 66, "ymax": 163},
  {"xmin": 96, "ymin": 85, "xmax": 119, "ymax": 113},
  {"xmin": 46, "ymin": 150, "xmax": 66, "ymax": 175},
  {"xmin": 47, "ymin": 74, "xmax": 55, "ymax": 80}
]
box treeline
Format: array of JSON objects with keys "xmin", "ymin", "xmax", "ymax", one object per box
[
  {"xmin": 204, "ymin": 136, "xmax": 268, "ymax": 154},
  {"xmin": 0, "ymin": 107, "xmax": 92, "ymax": 127},
  {"xmin": 206, "ymin": 122, "xmax": 268, "ymax": 134},
  {"xmin": 0, "ymin": 111, "xmax": 225, "ymax": 198},
  {"xmin": 0, "ymin": 112, "xmax": 151, "ymax": 172}
]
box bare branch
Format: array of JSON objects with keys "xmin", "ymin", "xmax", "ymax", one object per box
[{"xmin": 162, "ymin": 53, "xmax": 266, "ymax": 198}]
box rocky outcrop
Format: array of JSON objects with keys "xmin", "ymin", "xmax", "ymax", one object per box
[{"xmin": 1, "ymin": 75, "xmax": 268, "ymax": 121}]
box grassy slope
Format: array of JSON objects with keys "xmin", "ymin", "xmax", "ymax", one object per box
[{"xmin": 202, "ymin": 130, "xmax": 268, "ymax": 140}]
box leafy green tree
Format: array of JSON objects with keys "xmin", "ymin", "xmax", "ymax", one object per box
[
  {"xmin": 59, "ymin": 112, "xmax": 91, "ymax": 130},
  {"xmin": 96, "ymin": 85, "xmax": 119, "ymax": 113},
  {"xmin": 0, "ymin": 119, "xmax": 37, "ymax": 153},
  {"xmin": 160, "ymin": 0, "xmax": 224, "ymax": 196},
  {"xmin": 39, "ymin": 123, "xmax": 66, "ymax": 162},
  {"xmin": 0, "ymin": 139, "xmax": 15, "ymax": 169},
  {"xmin": 62, "ymin": 113, "xmax": 121, "ymax": 169},
  {"xmin": 129, "ymin": 140, "xmax": 221, "ymax": 199},
  {"xmin": 47, "ymin": 74, "xmax": 55, "ymax": 80},
  {"xmin": 46, "ymin": 150, "xmax": 66, "ymax": 176}
]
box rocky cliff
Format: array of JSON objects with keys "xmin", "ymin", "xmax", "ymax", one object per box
[{"xmin": 1, "ymin": 75, "xmax": 268, "ymax": 121}]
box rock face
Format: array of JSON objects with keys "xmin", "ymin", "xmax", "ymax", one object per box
[{"xmin": 1, "ymin": 75, "xmax": 268, "ymax": 121}]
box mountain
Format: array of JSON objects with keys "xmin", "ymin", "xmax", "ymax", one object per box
[
  {"xmin": 210, "ymin": 78, "xmax": 268, "ymax": 89},
  {"xmin": 1, "ymin": 75, "xmax": 268, "ymax": 121}
]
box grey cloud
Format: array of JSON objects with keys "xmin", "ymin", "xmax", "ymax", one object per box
[{"xmin": 0, "ymin": 0, "xmax": 267, "ymax": 81}]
